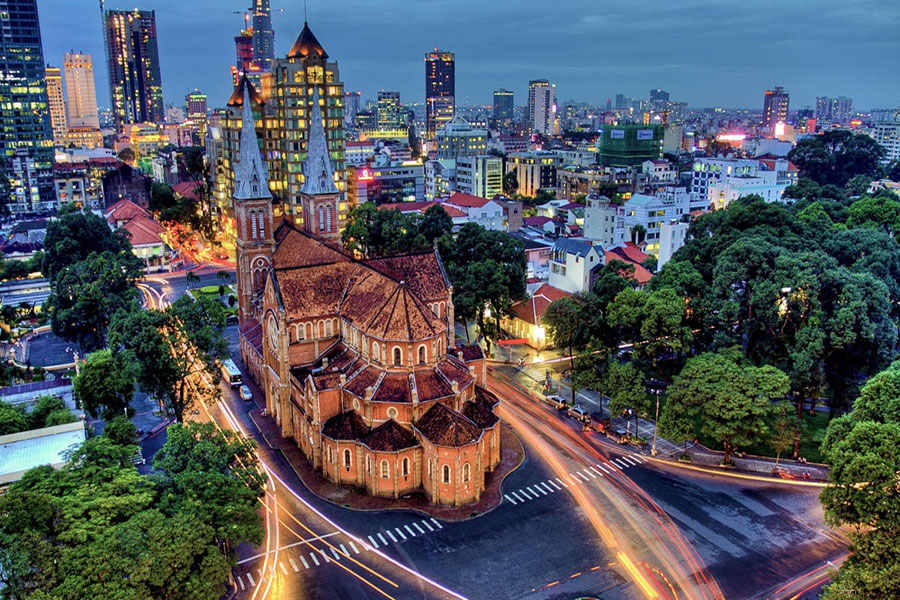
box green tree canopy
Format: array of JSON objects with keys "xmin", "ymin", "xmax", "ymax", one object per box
[
  {"xmin": 74, "ymin": 349, "xmax": 136, "ymax": 420},
  {"xmin": 42, "ymin": 207, "xmax": 138, "ymax": 282},
  {"xmin": 788, "ymin": 130, "xmax": 886, "ymax": 187}
]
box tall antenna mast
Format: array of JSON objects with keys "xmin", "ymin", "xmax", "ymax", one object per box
[{"xmin": 304, "ymin": 0, "xmax": 308, "ymax": 22}]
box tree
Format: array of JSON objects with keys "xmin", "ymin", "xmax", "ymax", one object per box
[
  {"xmin": 845, "ymin": 174, "xmax": 873, "ymax": 198},
  {"xmin": 109, "ymin": 295, "xmax": 228, "ymax": 422},
  {"xmin": 185, "ymin": 270, "xmax": 201, "ymax": 289},
  {"xmin": 74, "ymin": 349, "xmax": 136, "ymax": 420},
  {"xmin": 593, "ymin": 259, "xmax": 638, "ymax": 309},
  {"xmin": 657, "ymin": 396, "xmax": 695, "ymax": 458},
  {"xmin": 150, "ymin": 181, "xmax": 177, "ymax": 214},
  {"xmin": 0, "ymin": 401, "xmax": 27, "ymax": 434},
  {"xmin": 104, "ymin": 416, "xmax": 137, "ymax": 447},
  {"xmin": 42, "ymin": 206, "xmax": 139, "ymax": 282},
  {"xmin": 668, "ymin": 350, "xmax": 788, "ymax": 464},
  {"xmin": 502, "ymin": 170, "xmax": 518, "ymax": 196},
  {"xmin": 630, "ymin": 224, "xmax": 647, "ymax": 244},
  {"xmin": 788, "ymin": 130, "xmax": 886, "ymax": 187},
  {"xmin": 26, "ymin": 396, "xmax": 75, "ymax": 430},
  {"xmin": 45, "ymin": 251, "xmax": 142, "ymax": 351},
  {"xmin": 639, "ymin": 287, "xmax": 693, "ymax": 380},
  {"xmin": 846, "ymin": 195, "xmax": 900, "ymax": 235},
  {"xmin": 600, "ymin": 359, "xmax": 648, "ymax": 435},
  {"xmin": 543, "ymin": 297, "xmax": 581, "ymax": 402},
  {"xmin": 419, "ymin": 203, "xmax": 453, "ymax": 243},
  {"xmin": 117, "ymin": 147, "xmax": 135, "ymax": 164},
  {"xmin": 769, "ymin": 401, "xmax": 800, "ymax": 466}
]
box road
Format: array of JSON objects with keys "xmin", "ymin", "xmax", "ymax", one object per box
[{"xmin": 148, "ymin": 265, "xmax": 847, "ymax": 600}]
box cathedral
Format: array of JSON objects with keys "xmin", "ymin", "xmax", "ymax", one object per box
[{"xmin": 232, "ymin": 59, "xmax": 501, "ymax": 507}]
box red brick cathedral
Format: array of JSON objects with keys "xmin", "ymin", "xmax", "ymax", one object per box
[{"xmin": 232, "ymin": 80, "xmax": 501, "ymax": 506}]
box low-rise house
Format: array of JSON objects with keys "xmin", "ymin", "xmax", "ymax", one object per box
[
  {"xmin": 548, "ymin": 237, "xmax": 605, "ymax": 294},
  {"xmin": 501, "ymin": 283, "xmax": 571, "ymax": 349},
  {"xmin": 103, "ymin": 199, "xmax": 172, "ymax": 272},
  {"xmin": 443, "ymin": 193, "xmax": 506, "ymax": 231}
]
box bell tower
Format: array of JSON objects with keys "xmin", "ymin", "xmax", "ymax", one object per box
[
  {"xmin": 232, "ymin": 77, "xmax": 274, "ymax": 323},
  {"xmin": 299, "ymin": 87, "xmax": 342, "ymax": 241}
]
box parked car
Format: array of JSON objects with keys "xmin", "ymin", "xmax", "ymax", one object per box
[
  {"xmin": 226, "ymin": 313, "xmax": 239, "ymax": 325},
  {"xmin": 239, "ymin": 384, "xmax": 253, "ymax": 402},
  {"xmin": 567, "ymin": 406, "xmax": 591, "ymax": 424},
  {"xmin": 589, "ymin": 413, "xmax": 610, "ymax": 433},
  {"xmin": 543, "ymin": 394, "xmax": 568, "ymax": 410},
  {"xmin": 608, "ymin": 427, "xmax": 630, "ymax": 444}
]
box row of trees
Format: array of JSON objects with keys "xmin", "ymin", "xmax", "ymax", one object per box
[
  {"xmin": 0, "ymin": 395, "xmax": 77, "ymax": 435},
  {"xmin": 0, "ymin": 420, "xmax": 264, "ymax": 599}
]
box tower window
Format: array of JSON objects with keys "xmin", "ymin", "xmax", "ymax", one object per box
[
  {"xmin": 393, "ymin": 347, "xmax": 402, "ymax": 366},
  {"xmin": 258, "ymin": 211, "xmax": 265, "ymax": 238},
  {"xmin": 442, "ymin": 464, "xmax": 451, "ymax": 484},
  {"xmin": 343, "ymin": 449, "xmax": 352, "ymax": 468},
  {"xmin": 318, "ymin": 206, "xmax": 325, "ymax": 231},
  {"xmin": 418, "ymin": 345, "xmax": 426, "ymax": 365},
  {"xmin": 250, "ymin": 211, "xmax": 258, "ymax": 239},
  {"xmin": 402, "ymin": 457, "xmax": 410, "ymax": 477},
  {"xmin": 462, "ymin": 462, "xmax": 471, "ymax": 483},
  {"xmin": 380, "ymin": 460, "xmax": 389, "ymax": 478},
  {"xmin": 326, "ymin": 206, "xmax": 333, "ymax": 232}
]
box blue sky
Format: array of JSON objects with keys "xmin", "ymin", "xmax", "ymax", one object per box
[{"xmin": 38, "ymin": 0, "xmax": 899, "ymax": 112}]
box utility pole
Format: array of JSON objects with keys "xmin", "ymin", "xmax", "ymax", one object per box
[{"xmin": 651, "ymin": 389, "xmax": 661, "ymax": 456}]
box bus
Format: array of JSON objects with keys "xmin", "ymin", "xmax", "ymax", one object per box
[{"xmin": 221, "ymin": 359, "xmax": 242, "ymax": 387}]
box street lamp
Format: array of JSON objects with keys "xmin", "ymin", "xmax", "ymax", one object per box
[{"xmin": 651, "ymin": 389, "xmax": 662, "ymax": 457}]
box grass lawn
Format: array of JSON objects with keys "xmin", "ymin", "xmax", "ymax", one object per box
[
  {"xmin": 192, "ymin": 286, "xmax": 238, "ymax": 316},
  {"xmin": 693, "ymin": 410, "xmax": 829, "ymax": 464}
]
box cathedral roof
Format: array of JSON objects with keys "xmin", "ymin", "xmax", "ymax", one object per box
[
  {"xmin": 227, "ymin": 75, "xmax": 264, "ymax": 107},
  {"xmin": 364, "ymin": 419, "xmax": 418, "ymax": 452},
  {"xmin": 300, "ymin": 87, "xmax": 339, "ymax": 195},
  {"xmin": 415, "ymin": 402, "xmax": 482, "ymax": 447},
  {"xmin": 233, "ymin": 83, "xmax": 272, "ymax": 201},
  {"xmin": 287, "ymin": 21, "xmax": 328, "ymax": 60},
  {"xmin": 322, "ymin": 410, "xmax": 368, "ymax": 441}
]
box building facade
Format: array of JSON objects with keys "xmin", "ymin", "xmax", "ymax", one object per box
[
  {"xmin": 505, "ymin": 151, "xmax": 561, "ymax": 197},
  {"xmin": 435, "ymin": 115, "xmax": 487, "ymax": 159},
  {"xmin": 527, "ymin": 79, "xmax": 555, "ymax": 135},
  {"xmin": 583, "ymin": 193, "xmax": 626, "ymax": 247},
  {"xmin": 425, "ymin": 50, "xmax": 455, "ymax": 139},
  {"xmin": 871, "ymin": 123, "xmax": 900, "ymax": 163},
  {"xmin": 377, "ymin": 91, "xmax": 405, "ymax": 131},
  {"xmin": 493, "ymin": 88, "xmax": 514, "ymax": 124},
  {"xmin": 233, "ymin": 90, "xmax": 500, "ymax": 506},
  {"xmin": 103, "ymin": 9, "xmax": 164, "ymax": 130},
  {"xmin": 347, "ymin": 163, "xmax": 425, "ymax": 206},
  {"xmin": 456, "ymin": 155, "xmax": 502, "ymax": 199},
  {"xmin": 63, "ymin": 52, "xmax": 100, "ymax": 129},
  {"xmin": 762, "ymin": 86, "xmax": 789, "ymax": 132},
  {"xmin": 185, "ymin": 90, "xmax": 208, "ymax": 139},
  {"xmin": 1, "ymin": 0, "xmax": 55, "ymax": 212},
  {"xmin": 596, "ymin": 124, "xmax": 663, "ymax": 167},
  {"xmin": 45, "ymin": 66, "xmax": 67, "ymax": 144}
]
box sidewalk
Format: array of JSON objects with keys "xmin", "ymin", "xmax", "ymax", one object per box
[{"xmin": 499, "ymin": 363, "xmax": 831, "ymax": 483}]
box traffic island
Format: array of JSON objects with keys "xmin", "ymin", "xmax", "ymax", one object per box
[{"xmin": 248, "ymin": 408, "xmax": 525, "ymax": 522}]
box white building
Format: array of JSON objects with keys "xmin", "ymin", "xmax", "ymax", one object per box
[
  {"xmin": 528, "ymin": 79, "xmax": 556, "ymax": 135},
  {"xmin": 435, "ymin": 115, "xmax": 488, "ymax": 159},
  {"xmin": 583, "ymin": 193, "xmax": 626, "ymax": 247},
  {"xmin": 623, "ymin": 188, "xmax": 703, "ymax": 255},
  {"xmin": 871, "ymin": 123, "xmax": 900, "ymax": 163},
  {"xmin": 424, "ymin": 159, "xmax": 457, "ymax": 200},
  {"xmin": 691, "ymin": 157, "xmax": 794, "ymax": 209},
  {"xmin": 658, "ymin": 219, "xmax": 690, "ymax": 270},
  {"xmin": 443, "ymin": 192, "xmax": 506, "ymax": 231},
  {"xmin": 456, "ymin": 155, "xmax": 502, "ymax": 199},
  {"xmin": 548, "ymin": 238, "xmax": 605, "ymax": 294},
  {"xmin": 642, "ymin": 159, "xmax": 677, "ymax": 183}
]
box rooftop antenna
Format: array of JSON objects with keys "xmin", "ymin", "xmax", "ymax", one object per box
[{"xmin": 304, "ymin": 0, "xmax": 308, "ymax": 22}]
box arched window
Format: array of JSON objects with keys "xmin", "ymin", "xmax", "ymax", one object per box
[
  {"xmin": 326, "ymin": 205, "xmax": 333, "ymax": 232},
  {"xmin": 402, "ymin": 457, "xmax": 410, "ymax": 477},
  {"xmin": 343, "ymin": 449, "xmax": 351, "ymax": 468},
  {"xmin": 393, "ymin": 347, "xmax": 402, "ymax": 366},
  {"xmin": 258, "ymin": 211, "xmax": 265, "ymax": 238},
  {"xmin": 418, "ymin": 345, "xmax": 426, "ymax": 365},
  {"xmin": 296, "ymin": 324, "xmax": 304, "ymax": 341},
  {"xmin": 462, "ymin": 462, "xmax": 471, "ymax": 483},
  {"xmin": 327, "ymin": 446, "xmax": 333, "ymax": 464},
  {"xmin": 436, "ymin": 337, "xmax": 443, "ymax": 357},
  {"xmin": 428, "ymin": 460, "xmax": 433, "ymax": 480},
  {"xmin": 250, "ymin": 211, "xmax": 258, "ymax": 239},
  {"xmin": 365, "ymin": 455, "xmax": 371, "ymax": 474},
  {"xmin": 318, "ymin": 321, "xmax": 325, "ymax": 338},
  {"xmin": 380, "ymin": 460, "xmax": 389, "ymax": 478},
  {"xmin": 372, "ymin": 342, "xmax": 380, "ymax": 363},
  {"xmin": 304, "ymin": 323, "xmax": 312, "ymax": 339},
  {"xmin": 325, "ymin": 320, "xmax": 333, "ymax": 336},
  {"xmin": 442, "ymin": 464, "xmax": 451, "ymax": 484},
  {"xmin": 318, "ymin": 206, "xmax": 325, "ymax": 231}
]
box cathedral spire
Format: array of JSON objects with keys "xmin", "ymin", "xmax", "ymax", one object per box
[
  {"xmin": 234, "ymin": 81, "xmax": 271, "ymax": 201},
  {"xmin": 301, "ymin": 87, "xmax": 338, "ymax": 195}
]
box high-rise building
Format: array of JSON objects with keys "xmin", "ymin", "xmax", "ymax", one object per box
[
  {"xmin": 250, "ymin": 0, "xmax": 275, "ymax": 73},
  {"xmin": 435, "ymin": 115, "xmax": 487, "ymax": 159},
  {"xmin": 871, "ymin": 123, "xmax": 900, "ymax": 163},
  {"xmin": 63, "ymin": 52, "xmax": 100, "ymax": 129},
  {"xmin": 596, "ymin": 124, "xmax": 663, "ymax": 167},
  {"xmin": 493, "ymin": 89, "xmax": 514, "ymax": 123},
  {"xmin": 103, "ymin": 8, "xmax": 164, "ymax": 130},
  {"xmin": 232, "ymin": 23, "xmax": 254, "ymax": 86},
  {"xmin": 343, "ymin": 90, "xmax": 361, "ymax": 126},
  {"xmin": 762, "ymin": 86, "xmax": 789, "ymax": 132},
  {"xmin": 45, "ymin": 66, "xmax": 68, "ymax": 143},
  {"xmin": 425, "ymin": 49, "xmax": 455, "ymax": 138},
  {"xmin": 185, "ymin": 89, "xmax": 208, "ymax": 139},
  {"xmin": 0, "ymin": 0, "xmax": 55, "ymax": 212},
  {"xmin": 376, "ymin": 90, "xmax": 405, "ymax": 131},
  {"xmin": 649, "ymin": 89, "xmax": 669, "ymax": 103},
  {"xmin": 815, "ymin": 96, "xmax": 853, "ymax": 126},
  {"xmin": 527, "ymin": 79, "xmax": 556, "ymax": 135}
]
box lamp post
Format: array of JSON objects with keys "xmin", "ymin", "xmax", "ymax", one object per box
[{"xmin": 651, "ymin": 389, "xmax": 662, "ymax": 457}]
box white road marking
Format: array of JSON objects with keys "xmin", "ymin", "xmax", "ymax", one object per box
[
  {"xmin": 505, "ymin": 494, "xmax": 518, "ymax": 505},
  {"xmin": 349, "ymin": 541, "xmax": 361, "ymax": 554},
  {"xmin": 257, "ymin": 569, "xmax": 264, "ymax": 579},
  {"xmin": 404, "ymin": 525, "xmax": 417, "ymax": 537},
  {"xmin": 310, "ymin": 552, "xmax": 320, "ymax": 566},
  {"xmin": 368, "ymin": 535, "xmax": 379, "ymax": 548},
  {"xmin": 385, "ymin": 530, "xmax": 398, "ymax": 543},
  {"xmin": 431, "ymin": 518, "xmax": 442, "ymax": 529},
  {"xmin": 596, "ymin": 463, "xmax": 610, "ymax": 474},
  {"xmin": 330, "ymin": 547, "xmax": 341, "ymax": 560},
  {"xmin": 238, "ymin": 576, "xmax": 245, "ymax": 591},
  {"xmin": 548, "ymin": 479, "xmax": 562, "ymax": 491},
  {"xmin": 413, "ymin": 522, "xmax": 426, "ymax": 534},
  {"xmin": 528, "ymin": 485, "xmax": 546, "ymax": 496},
  {"xmin": 583, "ymin": 469, "xmax": 598, "ymax": 479},
  {"xmin": 300, "ymin": 555, "xmax": 310, "ymax": 569},
  {"xmin": 237, "ymin": 531, "xmax": 341, "ymax": 564},
  {"xmin": 539, "ymin": 482, "xmax": 555, "ymax": 493},
  {"xmin": 320, "ymin": 549, "xmax": 332, "ymax": 563},
  {"xmin": 339, "ymin": 544, "xmax": 349, "ymax": 555},
  {"xmin": 247, "ymin": 573, "xmax": 256, "ymax": 587},
  {"xmin": 422, "ymin": 520, "xmax": 435, "ymax": 532},
  {"xmin": 577, "ymin": 471, "xmax": 591, "ymax": 482},
  {"xmin": 279, "ymin": 562, "xmax": 288, "ymax": 574},
  {"xmin": 395, "ymin": 528, "xmax": 407, "ymax": 541},
  {"xmin": 511, "ymin": 490, "xmax": 527, "ymax": 502},
  {"xmin": 517, "ymin": 488, "xmax": 533, "ymax": 500},
  {"xmin": 378, "ymin": 533, "xmax": 389, "ymax": 546},
  {"xmin": 289, "ymin": 558, "xmax": 299, "ymax": 572},
  {"xmin": 589, "ymin": 466, "xmax": 604, "ymax": 477},
  {"xmin": 555, "ymin": 477, "xmax": 568, "ymax": 488}
]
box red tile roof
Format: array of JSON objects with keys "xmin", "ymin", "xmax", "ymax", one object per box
[
  {"xmin": 445, "ymin": 192, "xmax": 490, "ymax": 209},
  {"xmin": 322, "ymin": 410, "xmax": 368, "ymax": 441},
  {"xmin": 372, "ymin": 371, "xmax": 412, "ymax": 403},
  {"xmin": 605, "ymin": 242, "xmax": 653, "ymax": 285},
  {"xmin": 414, "ymin": 369, "xmax": 453, "ymax": 402},
  {"xmin": 524, "ymin": 216, "xmax": 553, "ymax": 227},
  {"xmin": 239, "ymin": 319, "xmax": 263, "ymax": 355},
  {"xmin": 509, "ymin": 284, "xmax": 571, "ymax": 326},
  {"xmin": 414, "ymin": 402, "xmax": 482, "ymax": 447},
  {"xmin": 436, "ymin": 356, "xmax": 475, "ymax": 391},
  {"xmin": 462, "ymin": 400, "xmax": 499, "ymax": 429},
  {"xmin": 104, "ymin": 198, "xmax": 150, "ymax": 224},
  {"xmin": 121, "ymin": 215, "xmax": 165, "ymax": 246},
  {"xmin": 172, "ymin": 181, "xmax": 202, "ymax": 202},
  {"xmin": 379, "ymin": 201, "xmax": 466, "ymax": 219},
  {"xmin": 343, "ymin": 365, "xmax": 382, "ymax": 399},
  {"xmin": 363, "ymin": 419, "xmax": 417, "ymax": 452}
]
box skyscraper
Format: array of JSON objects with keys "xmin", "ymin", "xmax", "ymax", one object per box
[
  {"xmin": 649, "ymin": 89, "xmax": 669, "ymax": 103},
  {"xmin": 493, "ymin": 89, "xmax": 514, "ymax": 123},
  {"xmin": 63, "ymin": 52, "xmax": 100, "ymax": 129},
  {"xmin": 0, "ymin": 0, "xmax": 55, "ymax": 212},
  {"xmin": 232, "ymin": 21, "xmax": 254, "ymax": 86},
  {"xmin": 815, "ymin": 96, "xmax": 853, "ymax": 126},
  {"xmin": 250, "ymin": 0, "xmax": 275, "ymax": 73},
  {"xmin": 527, "ymin": 79, "xmax": 556, "ymax": 135},
  {"xmin": 185, "ymin": 89, "xmax": 208, "ymax": 139},
  {"xmin": 103, "ymin": 8, "xmax": 164, "ymax": 130},
  {"xmin": 762, "ymin": 86, "xmax": 789, "ymax": 132},
  {"xmin": 425, "ymin": 49, "xmax": 455, "ymax": 138},
  {"xmin": 45, "ymin": 66, "xmax": 68, "ymax": 143},
  {"xmin": 376, "ymin": 91, "xmax": 404, "ymax": 131}
]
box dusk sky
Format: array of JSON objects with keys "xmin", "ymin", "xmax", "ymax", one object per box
[{"xmin": 40, "ymin": 0, "xmax": 899, "ymax": 112}]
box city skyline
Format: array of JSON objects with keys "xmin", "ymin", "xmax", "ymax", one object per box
[{"xmin": 39, "ymin": 0, "xmax": 899, "ymax": 112}]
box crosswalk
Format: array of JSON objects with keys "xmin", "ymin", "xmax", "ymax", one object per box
[
  {"xmin": 503, "ymin": 454, "xmax": 648, "ymax": 507},
  {"xmin": 366, "ymin": 517, "xmax": 442, "ymax": 549}
]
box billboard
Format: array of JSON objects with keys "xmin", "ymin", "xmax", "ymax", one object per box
[
  {"xmin": 610, "ymin": 130, "xmax": 625, "ymax": 139},
  {"xmin": 637, "ymin": 129, "xmax": 655, "ymax": 140}
]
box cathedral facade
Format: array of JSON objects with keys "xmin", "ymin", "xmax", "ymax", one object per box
[{"xmin": 231, "ymin": 75, "xmax": 501, "ymax": 507}]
